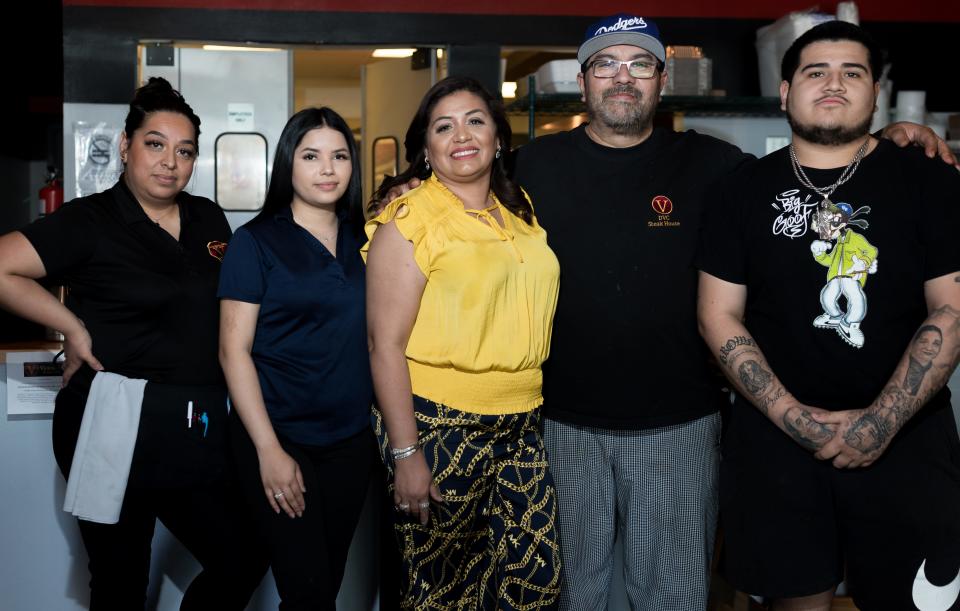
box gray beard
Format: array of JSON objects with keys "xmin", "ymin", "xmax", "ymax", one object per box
[
  {"xmin": 787, "ymin": 109, "xmax": 872, "ymax": 146},
  {"xmin": 586, "ymin": 84, "xmax": 655, "ymax": 136}
]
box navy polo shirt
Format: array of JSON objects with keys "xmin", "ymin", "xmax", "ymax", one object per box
[{"xmin": 218, "ymin": 206, "xmax": 372, "ymax": 446}]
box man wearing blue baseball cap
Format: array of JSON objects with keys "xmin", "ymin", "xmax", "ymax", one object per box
[
  {"xmin": 511, "ymin": 12, "xmax": 955, "ymax": 611},
  {"xmin": 513, "ymin": 14, "xmax": 747, "ymax": 609}
]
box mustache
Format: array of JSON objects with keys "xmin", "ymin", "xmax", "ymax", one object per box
[
  {"xmin": 815, "ymin": 94, "xmax": 848, "ymax": 103},
  {"xmin": 602, "ymin": 84, "xmax": 642, "ymax": 101}
]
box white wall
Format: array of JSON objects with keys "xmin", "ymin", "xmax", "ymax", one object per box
[
  {"xmin": 361, "ymin": 59, "xmax": 436, "ymax": 204},
  {"xmin": 681, "ymin": 115, "xmax": 791, "ymax": 159}
]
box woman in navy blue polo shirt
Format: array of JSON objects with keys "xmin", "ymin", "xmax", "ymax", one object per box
[{"xmin": 218, "ymin": 107, "xmax": 376, "ymax": 610}]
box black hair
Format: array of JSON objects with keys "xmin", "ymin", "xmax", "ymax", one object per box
[
  {"xmin": 914, "ymin": 325, "xmax": 943, "ymax": 341},
  {"xmin": 124, "ymin": 77, "xmax": 202, "ymax": 143},
  {"xmin": 781, "ymin": 20, "xmax": 884, "ymax": 83},
  {"xmin": 253, "ymin": 107, "xmax": 364, "ymax": 235},
  {"xmin": 372, "ymin": 76, "xmax": 533, "ymax": 225}
]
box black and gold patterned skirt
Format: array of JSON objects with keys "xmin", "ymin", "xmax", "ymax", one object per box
[{"xmin": 374, "ymin": 396, "xmax": 561, "ymax": 610}]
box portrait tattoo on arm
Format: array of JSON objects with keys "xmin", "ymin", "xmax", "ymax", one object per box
[
  {"xmin": 738, "ymin": 360, "xmax": 772, "ymax": 396},
  {"xmin": 903, "ymin": 358, "xmax": 932, "ymax": 395},
  {"xmin": 843, "ymin": 412, "xmax": 889, "ymax": 454},
  {"xmin": 782, "ymin": 406, "xmax": 835, "ymax": 452},
  {"xmin": 903, "ymin": 325, "xmax": 942, "ymax": 395}
]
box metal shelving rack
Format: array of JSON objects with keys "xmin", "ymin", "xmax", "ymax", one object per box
[{"xmin": 506, "ymin": 85, "xmax": 784, "ymax": 138}]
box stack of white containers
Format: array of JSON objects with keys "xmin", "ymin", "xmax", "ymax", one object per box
[
  {"xmin": 755, "ymin": 1, "xmax": 860, "ymax": 96},
  {"xmin": 894, "ymin": 91, "xmax": 926, "ymax": 125},
  {"xmin": 516, "ymin": 59, "xmax": 581, "ymax": 98}
]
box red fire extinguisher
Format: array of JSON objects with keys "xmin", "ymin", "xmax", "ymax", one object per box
[
  {"xmin": 39, "ymin": 167, "xmax": 68, "ymax": 341},
  {"xmin": 39, "ymin": 167, "xmax": 63, "ymax": 217}
]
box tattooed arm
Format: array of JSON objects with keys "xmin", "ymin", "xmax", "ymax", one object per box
[
  {"xmin": 812, "ymin": 272, "xmax": 960, "ymax": 468},
  {"xmin": 698, "ymin": 271, "xmax": 837, "ymax": 452}
]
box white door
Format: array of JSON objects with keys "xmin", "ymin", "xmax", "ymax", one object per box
[
  {"xmin": 361, "ymin": 57, "xmax": 437, "ymax": 210},
  {"xmin": 142, "ymin": 47, "xmax": 292, "ymax": 231}
]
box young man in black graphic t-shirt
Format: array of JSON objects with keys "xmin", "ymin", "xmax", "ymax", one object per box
[{"xmin": 697, "ymin": 21, "xmax": 960, "ymax": 610}]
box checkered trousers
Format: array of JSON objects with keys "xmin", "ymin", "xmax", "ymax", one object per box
[{"xmin": 542, "ymin": 413, "xmax": 721, "ymax": 611}]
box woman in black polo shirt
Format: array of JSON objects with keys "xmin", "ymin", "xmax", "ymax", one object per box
[
  {"xmin": 0, "ymin": 77, "xmax": 266, "ymax": 609},
  {"xmin": 218, "ymin": 107, "xmax": 376, "ymax": 610}
]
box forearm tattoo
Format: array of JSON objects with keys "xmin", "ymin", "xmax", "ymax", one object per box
[
  {"xmin": 903, "ymin": 357, "xmax": 931, "ymax": 395},
  {"xmin": 738, "ymin": 360, "xmax": 772, "ymax": 396},
  {"xmin": 758, "ymin": 385, "xmax": 787, "ymax": 416},
  {"xmin": 719, "ymin": 336, "xmax": 756, "ymax": 365},
  {"xmin": 782, "ymin": 406, "xmax": 835, "ymax": 452},
  {"xmin": 843, "ymin": 412, "xmax": 890, "ymax": 454},
  {"xmin": 874, "ymin": 385, "xmax": 915, "ymax": 428},
  {"xmin": 903, "ymin": 324, "xmax": 942, "ymax": 395},
  {"xmin": 848, "ymin": 321, "xmax": 949, "ymax": 457},
  {"xmin": 719, "ymin": 336, "xmax": 786, "ymax": 414}
]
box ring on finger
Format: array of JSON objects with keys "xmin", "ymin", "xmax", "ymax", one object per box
[
  {"xmin": 418, "ymin": 501, "xmax": 430, "ymax": 510},
  {"xmin": 398, "ymin": 502, "xmax": 410, "ymax": 512},
  {"xmin": 274, "ymin": 491, "xmax": 285, "ymax": 500}
]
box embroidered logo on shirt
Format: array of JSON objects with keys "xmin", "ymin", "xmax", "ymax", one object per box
[
  {"xmin": 648, "ymin": 195, "xmax": 679, "ymax": 228},
  {"xmin": 207, "ymin": 241, "xmax": 227, "ymax": 261}
]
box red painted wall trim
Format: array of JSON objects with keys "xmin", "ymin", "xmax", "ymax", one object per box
[{"xmin": 61, "ymin": 0, "xmax": 960, "ymax": 22}]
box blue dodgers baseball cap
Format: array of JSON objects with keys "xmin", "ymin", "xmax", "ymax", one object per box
[{"xmin": 577, "ymin": 14, "xmax": 666, "ymax": 64}]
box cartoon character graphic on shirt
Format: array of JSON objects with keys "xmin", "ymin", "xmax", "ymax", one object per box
[{"xmin": 808, "ymin": 201, "xmax": 876, "ymax": 348}]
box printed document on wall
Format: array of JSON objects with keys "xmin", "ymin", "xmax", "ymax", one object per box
[{"xmin": 5, "ymin": 351, "xmax": 62, "ymax": 415}]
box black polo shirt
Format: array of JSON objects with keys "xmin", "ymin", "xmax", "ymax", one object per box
[
  {"xmin": 217, "ymin": 207, "xmax": 372, "ymax": 447},
  {"xmin": 21, "ymin": 178, "xmax": 231, "ymax": 387}
]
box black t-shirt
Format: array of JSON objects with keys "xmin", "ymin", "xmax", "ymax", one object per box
[
  {"xmin": 513, "ymin": 125, "xmax": 751, "ymax": 429},
  {"xmin": 697, "ymin": 140, "xmax": 960, "ymax": 412},
  {"xmin": 21, "ymin": 179, "xmax": 231, "ymax": 388}
]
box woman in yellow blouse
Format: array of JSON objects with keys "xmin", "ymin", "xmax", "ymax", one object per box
[{"xmin": 363, "ymin": 76, "xmax": 561, "ymax": 609}]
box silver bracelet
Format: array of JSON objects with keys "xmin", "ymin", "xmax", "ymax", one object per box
[
  {"xmin": 390, "ymin": 443, "xmax": 418, "ymax": 461},
  {"xmin": 393, "ymin": 447, "xmax": 418, "ymax": 461}
]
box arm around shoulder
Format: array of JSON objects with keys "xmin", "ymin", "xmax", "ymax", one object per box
[{"xmin": 881, "ymin": 121, "xmax": 958, "ymax": 168}]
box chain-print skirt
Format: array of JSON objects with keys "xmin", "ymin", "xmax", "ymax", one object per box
[{"xmin": 374, "ymin": 396, "xmax": 561, "ymax": 610}]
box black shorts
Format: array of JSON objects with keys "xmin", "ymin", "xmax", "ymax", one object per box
[{"xmin": 720, "ymin": 397, "xmax": 960, "ymax": 610}]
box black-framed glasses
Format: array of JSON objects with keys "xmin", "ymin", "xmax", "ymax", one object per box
[{"xmin": 588, "ymin": 59, "xmax": 659, "ymax": 79}]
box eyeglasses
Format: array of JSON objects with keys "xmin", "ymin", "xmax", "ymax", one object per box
[{"xmin": 587, "ymin": 59, "xmax": 659, "ymax": 79}]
